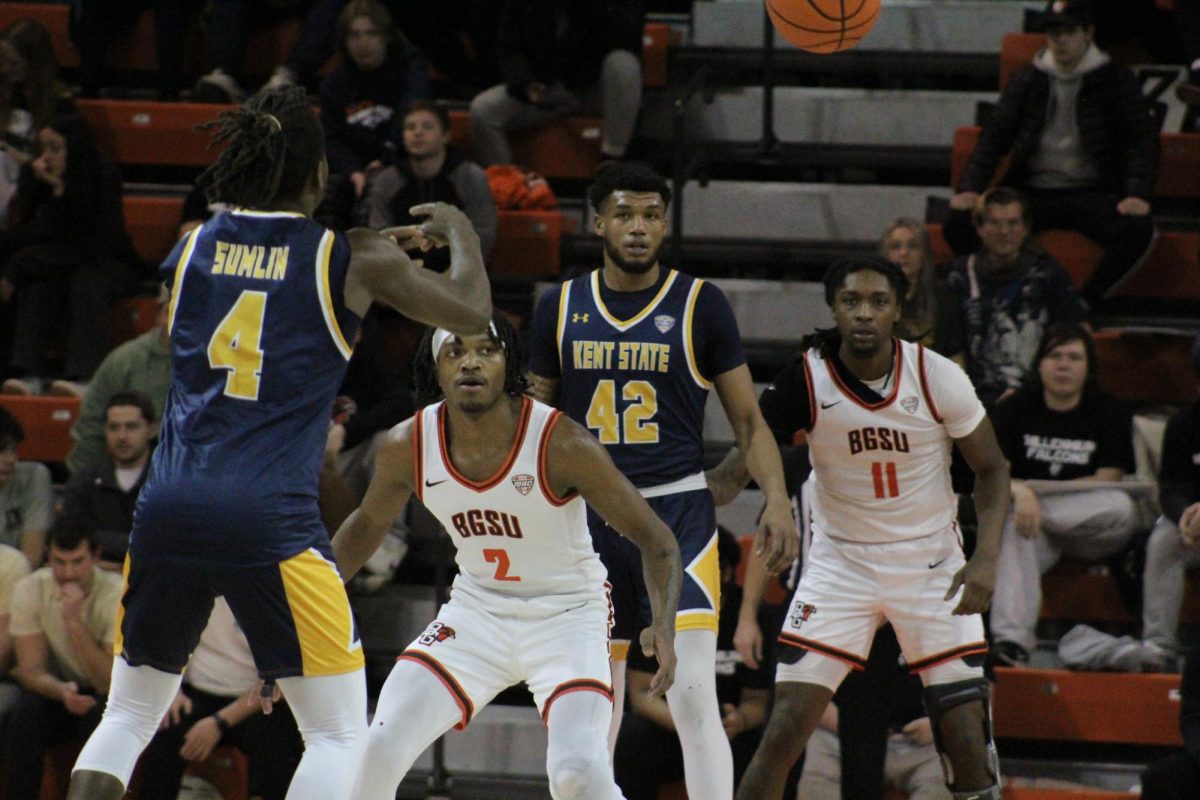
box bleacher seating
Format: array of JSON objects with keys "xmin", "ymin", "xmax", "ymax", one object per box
[
  {"xmin": 999, "ymin": 33, "xmax": 1046, "ymax": 91},
  {"xmin": 0, "ymin": 395, "xmax": 79, "ymax": 464}
]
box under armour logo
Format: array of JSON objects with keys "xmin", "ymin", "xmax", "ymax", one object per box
[{"xmin": 572, "ymin": 313, "xmax": 589, "ymax": 323}]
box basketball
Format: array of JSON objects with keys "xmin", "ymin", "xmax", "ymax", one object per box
[{"xmin": 765, "ymin": 0, "xmax": 882, "ymax": 54}]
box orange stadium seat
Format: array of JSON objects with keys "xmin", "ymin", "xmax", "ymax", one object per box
[
  {"xmin": 510, "ymin": 116, "xmax": 603, "ymax": 180},
  {"xmin": 926, "ymin": 223, "xmax": 955, "ymax": 268},
  {"xmin": 124, "ymin": 195, "xmax": 186, "ymax": 265},
  {"xmin": 1001, "ymin": 790, "xmax": 1136, "ymax": 800},
  {"xmin": 642, "ymin": 22, "xmax": 676, "ymax": 88},
  {"xmin": 1115, "ymin": 230, "xmax": 1200, "ymax": 299},
  {"xmin": 77, "ymin": 99, "xmax": 229, "ymax": 167},
  {"xmin": 1033, "ymin": 230, "xmax": 1103, "ymax": 290},
  {"xmin": 1155, "ymin": 133, "xmax": 1200, "ymax": 198},
  {"xmin": 491, "ymin": 210, "xmax": 563, "ymax": 278},
  {"xmin": 999, "ymin": 33, "xmax": 1045, "ymax": 91},
  {"xmin": 1092, "ymin": 330, "xmax": 1197, "ymax": 405},
  {"xmin": 0, "ymin": 3, "xmax": 74, "ymax": 67},
  {"xmin": 993, "ymin": 666, "xmax": 1182, "ymax": 746},
  {"xmin": 1038, "ymin": 558, "xmax": 1132, "ymax": 625},
  {"xmin": 0, "ymin": 395, "xmax": 80, "ymax": 464}
]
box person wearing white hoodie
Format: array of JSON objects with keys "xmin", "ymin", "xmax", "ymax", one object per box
[{"xmin": 944, "ymin": 0, "xmax": 1158, "ymax": 309}]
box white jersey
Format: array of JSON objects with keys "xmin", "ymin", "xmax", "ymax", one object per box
[
  {"xmin": 805, "ymin": 339, "xmax": 985, "ymax": 544},
  {"xmin": 415, "ymin": 397, "xmax": 609, "ymax": 611}
]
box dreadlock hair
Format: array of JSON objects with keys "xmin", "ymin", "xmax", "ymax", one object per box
[
  {"xmin": 799, "ymin": 255, "xmax": 909, "ymax": 359},
  {"xmin": 587, "ymin": 161, "xmax": 671, "ymax": 214},
  {"xmin": 413, "ymin": 313, "xmax": 529, "ymax": 406},
  {"xmin": 195, "ymin": 86, "xmax": 324, "ymax": 209}
]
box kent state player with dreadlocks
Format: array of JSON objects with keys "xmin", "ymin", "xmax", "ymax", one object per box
[
  {"xmin": 708, "ymin": 256, "xmax": 1010, "ymax": 800},
  {"xmin": 333, "ymin": 314, "xmax": 683, "ymax": 800},
  {"xmin": 527, "ymin": 162, "xmax": 797, "ymax": 800},
  {"xmin": 66, "ymin": 86, "xmax": 492, "ymax": 800}
]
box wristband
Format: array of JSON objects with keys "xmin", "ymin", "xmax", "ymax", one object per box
[{"xmin": 212, "ymin": 713, "xmax": 231, "ymax": 734}]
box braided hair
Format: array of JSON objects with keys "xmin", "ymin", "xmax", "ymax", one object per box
[
  {"xmin": 195, "ymin": 86, "xmax": 324, "ymax": 209},
  {"xmin": 799, "ymin": 256, "xmax": 909, "ymax": 359},
  {"xmin": 413, "ymin": 314, "xmax": 529, "ymax": 406}
]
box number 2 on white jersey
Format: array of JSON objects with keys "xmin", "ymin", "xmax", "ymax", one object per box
[{"xmin": 208, "ymin": 290, "xmax": 267, "ymax": 400}]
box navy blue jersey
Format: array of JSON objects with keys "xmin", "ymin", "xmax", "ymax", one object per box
[
  {"xmin": 528, "ymin": 268, "xmax": 744, "ymax": 488},
  {"xmin": 133, "ymin": 210, "xmax": 361, "ymax": 564}
]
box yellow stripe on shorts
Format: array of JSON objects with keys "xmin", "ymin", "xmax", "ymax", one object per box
[
  {"xmin": 279, "ymin": 548, "xmax": 364, "ymax": 676},
  {"xmin": 112, "ymin": 554, "xmax": 131, "ymax": 657}
]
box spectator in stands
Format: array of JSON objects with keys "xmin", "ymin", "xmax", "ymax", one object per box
[
  {"xmin": 0, "ymin": 19, "xmax": 71, "ymax": 129},
  {"xmin": 56, "ymin": 392, "xmax": 155, "ymax": 572},
  {"xmin": 879, "ymin": 217, "xmax": 952, "ymax": 352},
  {"xmin": 0, "ymin": 111, "xmax": 141, "ymax": 385},
  {"xmin": 137, "ymin": 598, "xmax": 304, "ymax": 800},
  {"xmin": 194, "ymin": 0, "xmax": 351, "ymax": 103},
  {"xmin": 796, "ymin": 625, "xmax": 950, "ymax": 800},
  {"xmin": 0, "ymin": 63, "xmax": 34, "ymax": 228},
  {"xmin": 941, "ymin": 187, "xmax": 1089, "ymax": 409},
  {"xmin": 1141, "ymin": 333, "xmax": 1200, "ymax": 659},
  {"xmin": 1171, "ymin": 0, "xmax": 1200, "ymax": 107},
  {"xmin": 943, "ymin": 0, "xmax": 1157, "ymax": 307},
  {"xmin": 316, "ymin": 0, "xmax": 431, "ymax": 230},
  {"xmin": 614, "ymin": 528, "xmax": 773, "ymax": 799},
  {"xmin": 467, "ymin": 0, "xmax": 644, "ymax": 166},
  {"xmin": 71, "ymin": 1, "xmax": 197, "ymax": 101},
  {"xmin": 1141, "ymin": 652, "xmax": 1200, "ymax": 800},
  {"xmin": 989, "ymin": 322, "xmax": 1138, "ymax": 666},
  {"xmin": 65, "ymin": 286, "xmax": 169, "ymax": 476},
  {"xmin": 5, "ymin": 525, "xmax": 121, "ymax": 800},
  {"xmin": 0, "ymin": 407, "xmax": 52, "ymax": 568},
  {"xmin": 365, "ymin": 101, "xmax": 496, "ymax": 266},
  {"xmin": 0, "ymin": 542, "xmax": 30, "ymax": 725}
]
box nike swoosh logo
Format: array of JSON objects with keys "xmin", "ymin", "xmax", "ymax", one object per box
[
  {"xmin": 928, "ymin": 557, "xmax": 948, "ymax": 569},
  {"xmin": 820, "ymin": 400, "xmax": 842, "ymax": 409},
  {"xmin": 425, "ymin": 479, "xmax": 448, "ymax": 488}
]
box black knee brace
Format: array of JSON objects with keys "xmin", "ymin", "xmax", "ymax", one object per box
[{"xmin": 923, "ymin": 678, "xmax": 1001, "ymax": 798}]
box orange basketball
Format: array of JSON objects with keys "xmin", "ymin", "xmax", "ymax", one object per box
[{"xmin": 765, "ymin": 0, "xmax": 882, "ymax": 54}]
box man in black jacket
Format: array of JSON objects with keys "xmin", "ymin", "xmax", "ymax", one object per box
[
  {"xmin": 53, "ymin": 391, "xmax": 154, "ymax": 571},
  {"xmin": 467, "ymin": 0, "xmax": 644, "ymax": 165},
  {"xmin": 944, "ymin": 0, "xmax": 1158, "ymax": 306}
]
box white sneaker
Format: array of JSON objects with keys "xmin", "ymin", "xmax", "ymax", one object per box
[
  {"xmin": 194, "ymin": 68, "xmax": 246, "ymax": 104},
  {"xmin": 263, "ymin": 65, "xmax": 298, "ymax": 92}
]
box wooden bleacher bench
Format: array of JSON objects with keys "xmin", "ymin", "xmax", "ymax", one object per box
[
  {"xmin": 0, "ymin": 395, "xmax": 79, "ymax": 465},
  {"xmin": 994, "ymin": 666, "xmax": 1182, "ymax": 746}
]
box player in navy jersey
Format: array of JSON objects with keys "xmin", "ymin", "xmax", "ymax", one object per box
[
  {"xmin": 67, "ymin": 87, "xmax": 491, "ymax": 800},
  {"xmin": 333, "ymin": 315, "xmax": 682, "ymax": 799},
  {"xmin": 527, "ymin": 163, "xmax": 797, "ymax": 800}
]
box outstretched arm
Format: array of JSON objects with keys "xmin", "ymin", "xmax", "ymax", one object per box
[
  {"xmin": 714, "ymin": 365, "xmax": 797, "ymax": 573},
  {"xmin": 950, "ymin": 416, "xmax": 1010, "ymax": 615},
  {"xmin": 345, "ymin": 202, "xmax": 491, "ymax": 333},
  {"xmin": 546, "ymin": 416, "xmax": 682, "ymax": 697},
  {"xmin": 331, "ymin": 421, "xmax": 416, "ymax": 580}
]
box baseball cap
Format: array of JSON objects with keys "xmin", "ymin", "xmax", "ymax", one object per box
[{"xmin": 1043, "ymin": 0, "xmax": 1093, "ymax": 29}]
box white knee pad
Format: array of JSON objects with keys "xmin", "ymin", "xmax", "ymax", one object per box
[{"xmin": 548, "ymin": 753, "xmax": 611, "ymax": 800}]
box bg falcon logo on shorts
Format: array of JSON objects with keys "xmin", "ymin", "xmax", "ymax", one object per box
[
  {"xmin": 790, "ymin": 601, "xmax": 817, "ymax": 629},
  {"xmin": 418, "ymin": 621, "xmax": 456, "ymax": 646}
]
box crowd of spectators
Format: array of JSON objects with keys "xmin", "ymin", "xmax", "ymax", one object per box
[{"xmin": 0, "ymin": 0, "xmax": 1195, "ymax": 797}]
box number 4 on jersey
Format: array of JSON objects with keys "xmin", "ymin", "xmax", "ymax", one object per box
[{"xmin": 208, "ymin": 290, "xmax": 267, "ymax": 400}]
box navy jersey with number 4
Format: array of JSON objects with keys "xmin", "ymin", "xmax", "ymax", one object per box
[
  {"xmin": 132, "ymin": 210, "xmax": 361, "ymax": 565},
  {"xmin": 528, "ymin": 268, "xmax": 744, "ymax": 488}
]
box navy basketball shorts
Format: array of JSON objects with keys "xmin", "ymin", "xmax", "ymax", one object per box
[
  {"xmin": 588, "ymin": 488, "xmax": 719, "ymax": 659},
  {"xmin": 116, "ymin": 543, "xmax": 364, "ymax": 679}
]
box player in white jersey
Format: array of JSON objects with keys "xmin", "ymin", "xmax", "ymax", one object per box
[
  {"xmin": 709, "ymin": 257, "xmax": 1011, "ymax": 800},
  {"xmin": 333, "ymin": 315, "xmax": 683, "ymax": 800}
]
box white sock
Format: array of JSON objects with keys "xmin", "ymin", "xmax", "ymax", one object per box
[
  {"xmin": 72, "ymin": 659, "xmax": 183, "ymax": 787},
  {"xmin": 545, "ymin": 691, "xmax": 624, "ymax": 800},
  {"xmin": 353, "ymin": 661, "xmax": 462, "ymax": 800},
  {"xmin": 666, "ymin": 629, "xmax": 733, "ymax": 800},
  {"xmin": 278, "ymin": 671, "xmax": 368, "ymax": 800},
  {"xmin": 606, "ymin": 657, "xmax": 627, "ymax": 761}
]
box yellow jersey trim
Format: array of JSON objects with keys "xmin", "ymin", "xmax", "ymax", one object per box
[
  {"xmin": 589, "ymin": 269, "xmax": 679, "ymax": 332},
  {"xmin": 554, "ymin": 279, "xmax": 573, "ymax": 371},
  {"xmin": 676, "ymin": 610, "xmax": 719, "ymax": 633},
  {"xmin": 315, "ymin": 231, "xmax": 353, "ymax": 360},
  {"xmin": 682, "ymin": 278, "xmax": 711, "ymax": 389},
  {"xmin": 166, "ymin": 226, "xmax": 202, "ymax": 335}
]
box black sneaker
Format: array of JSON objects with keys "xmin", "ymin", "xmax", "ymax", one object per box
[{"xmin": 992, "ymin": 640, "xmax": 1030, "ymax": 667}]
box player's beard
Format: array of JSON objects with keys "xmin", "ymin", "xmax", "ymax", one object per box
[{"xmin": 604, "ymin": 236, "xmax": 660, "ymax": 275}]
